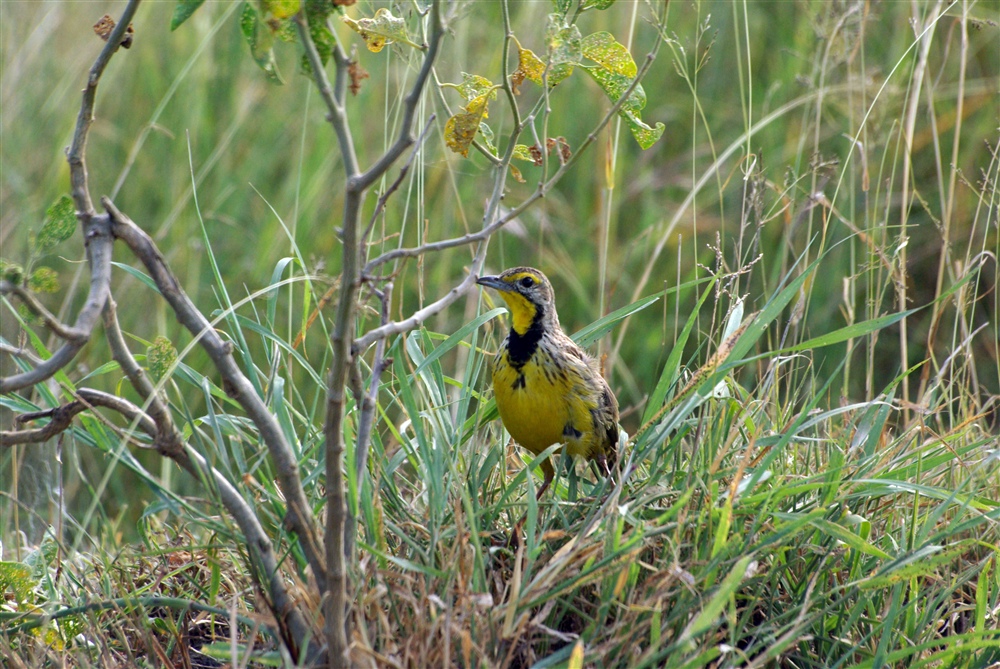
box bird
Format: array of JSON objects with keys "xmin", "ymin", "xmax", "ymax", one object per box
[{"xmin": 476, "ymin": 267, "xmax": 619, "ymax": 502}]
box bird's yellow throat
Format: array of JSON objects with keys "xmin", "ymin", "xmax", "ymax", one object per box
[{"xmin": 495, "ymin": 290, "xmax": 539, "ymax": 335}]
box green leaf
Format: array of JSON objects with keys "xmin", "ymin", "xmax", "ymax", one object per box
[
  {"xmin": 478, "ymin": 122, "xmax": 497, "ymax": 155},
  {"xmin": 170, "ymin": 0, "xmax": 207, "ymax": 31},
  {"xmin": 581, "ymin": 64, "xmax": 664, "ymax": 149},
  {"xmin": 199, "ymin": 643, "xmax": 283, "ymax": 667},
  {"xmin": 809, "ymin": 518, "xmax": 892, "ymax": 559},
  {"xmin": 1, "ymin": 259, "xmax": 25, "ymax": 284},
  {"xmin": 552, "ymin": 0, "xmax": 572, "ymax": 16},
  {"xmin": 545, "ymin": 15, "xmax": 581, "ymax": 86},
  {"xmin": 342, "ymin": 8, "xmax": 422, "ymax": 53},
  {"xmin": 859, "ymin": 541, "xmax": 977, "ymax": 590},
  {"xmin": 414, "ymin": 309, "xmax": 505, "ymax": 376},
  {"xmin": 36, "ymin": 195, "xmax": 76, "ymax": 253},
  {"xmin": 448, "ymin": 72, "xmax": 497, "ymax": 102},
  {"xmin": 582, "ymin": 0, "xmax": 617, "ymax": 8},
  {"xmin": 240, "ymin": 2, "xmax": 283, "ymax": 84},
  {"xmin": 642, "ymin": 275, "xmax": 717, "ymax": 424},
  {"xmin": 28, "ymin": 267, "xmax": 59, "ymax": 293},
  {"xmin": 300, "ymin": 0, "xmax": 335, "ymax": 71}
]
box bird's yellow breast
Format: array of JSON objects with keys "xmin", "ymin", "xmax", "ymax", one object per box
[{"xmin": 491, "ymin": 345, "xmax": 599, "ymax": 459}]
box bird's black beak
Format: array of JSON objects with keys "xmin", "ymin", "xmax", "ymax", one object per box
[{"xmin": 476, "ymin": 275, "xmax": 511, "ymax": 292}]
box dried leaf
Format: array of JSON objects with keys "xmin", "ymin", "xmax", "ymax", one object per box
[
  {"xmin": 93, "ymin": 14, "xmax": 134, "ymax": 49},
  {"xmin": 512, "ymin": 145, "xmax": 535, "ymax": 163},
  {"xmin": 348, "ymin": 59, "xmax": 370, "ymax": 96},
  {"xmin": 514, "ymin": 137, "xmax": 571, "ymax": 166}
]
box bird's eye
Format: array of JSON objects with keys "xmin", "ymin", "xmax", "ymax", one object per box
[{"xmin": 520, "ymin": 277, "xmax": 534, "ymax": 288}]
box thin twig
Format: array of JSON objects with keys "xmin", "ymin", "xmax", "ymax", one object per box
[
  {"xmin": 0, "ymin": 281, "xmax": 88, "ymax": 342},
  {"xmin": 352, "ymin": 6, "xmax": 444, "ymax": 193},
  {"xmin": 362, "ymin": 51, "xmax": 659, "ymax": 276},
  {"xmin": 68, "ymin": 0, "xmax": 142, "ymax": 216},
  {"xmin": 362, "ymin": 116, "xmax": 436, "ymax": 246},
  {"xmin": 296, "ymin": 13, "xmax": 359, "ymax": 179},
  {"xmin": 344, "ymin": 281, "xmax": 394, "ymax": 563},
  {"xmin": 0, "ymin": 342, "xmax": 43, "ymax": 365}
]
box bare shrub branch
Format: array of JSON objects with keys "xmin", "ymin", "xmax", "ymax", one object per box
[{"xmin": 103, "ymin": 197, "xmax": 327, "ymax": 596}]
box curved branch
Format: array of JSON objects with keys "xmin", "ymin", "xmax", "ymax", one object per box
[
  {"xmin": 103, "ymin": 197, "xmax": 327, "ymax": 597},
  {"xmin": 0, "ymin": 389, "xmax": 147, "ymax": 446},
  {"xmin": 100, "ymin": 299, "xmax": 322, "ymax": 662},
  {"xmin": 0, "ymin": 215, "xmax": 114, "ymax": 393},
  {"xmin": 2, "ymin": 1, "xmax": 139, "ymax": 394},
  {"xmin": 0, "ymin": 281, "xmax": 89, "ymax": 342},
  {"xmin": 69, "ymin": 0, "xmax": 143, "ymax": 216}
]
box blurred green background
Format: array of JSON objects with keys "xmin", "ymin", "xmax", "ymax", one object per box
[{"xmin": 2, "ymin": 0, "xmax": 998, "ymax": 540}]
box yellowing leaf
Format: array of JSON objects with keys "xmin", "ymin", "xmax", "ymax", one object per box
[
  {"xmin": 342, "ymin": 8, "xmax": 422, "ymax": 53},
  {"xmin": 581, "ymin": 31, "xmax": 636, "ymax": 77},
  {"xmin": 568, "ymin": 640, "xmax": 585, "ymax": 669},
  {"xmin": 28, "ymin": 267, "xmax": 59, "ymax": 293},
  {"xmin": 263, "ymin": 0, "xmax": 300, "ymax": 19},
  {"xmin": 510, "ymin": 40, "xmax": 545, "ymax": 93},
  {"xmin": 444, "ymin": 114, "xmax": 479, "ymax": 157},
  {"xmin": 466, "ymin": 92, "xmax": 491, "ymax": 118},
  {"xmin": 444, "ymin": 90, "xmax": 494, "ymax": 157},
  {"xmin": 512, "ymin": 144, "xmax": 535, "ymax": 162}
]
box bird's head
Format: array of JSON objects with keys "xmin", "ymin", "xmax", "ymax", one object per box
[{"xmin": 476, "ymin": 267, "xmax": 558, "ymax": 335}]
